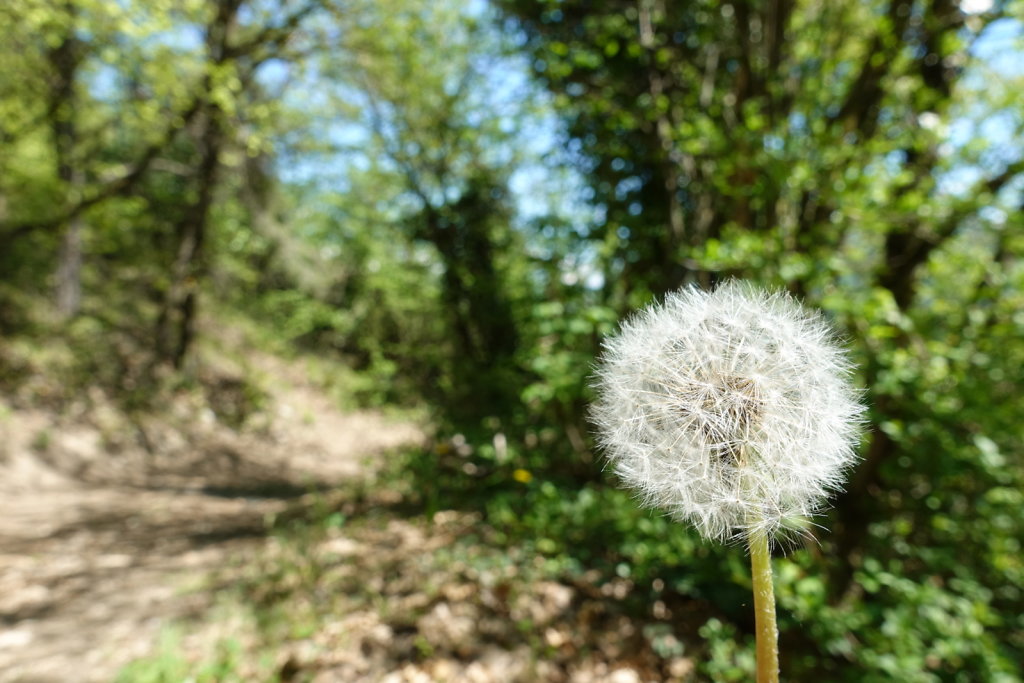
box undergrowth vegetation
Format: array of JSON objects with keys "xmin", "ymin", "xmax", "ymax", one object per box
[
  {"xmin": 117, "ymin": 441, "xmax": 1020, "ymax": 681},
  {"xmin": 401, "ymin": 449, "xmax": 1022, "ymax": 681}
]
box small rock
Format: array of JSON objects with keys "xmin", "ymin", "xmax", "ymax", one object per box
[
  {"xmin": 512, "ymin": 580, "xmax": 573, "ymax": 625},
  {"xmin": 416, "ymin": 602, "xmax": 479, "ymax": 655},
  {"xmin": 320, "ymin": 537, "xmax": 362, "ymax": 557},
  {"xmin": 608, "ymin": 667, "xmax": 641, "ymax": 683},
  {"xmin": 0, "ymin": 630, "xmax": 33, "ymax": 649},
  {"xmin": 668, "ymin": 657, "xmax": 695, "ymax": 680}
]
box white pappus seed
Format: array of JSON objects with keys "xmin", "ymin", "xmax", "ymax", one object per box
[{"xmin": 590, "ymin": 281, "xmax": 865, "ymax": 544}]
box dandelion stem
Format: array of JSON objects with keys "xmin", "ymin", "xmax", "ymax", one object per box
[{"xmin": 749, "ymin": 527, "xmax": 779, "ymax": 683}]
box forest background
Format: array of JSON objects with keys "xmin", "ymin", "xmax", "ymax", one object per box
[{"xmin": 1, "ymin": 0, "xmax": 1022, "ymax": 680}]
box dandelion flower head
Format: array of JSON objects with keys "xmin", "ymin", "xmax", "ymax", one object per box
[{"xmin": 591, "ymin": 281, "xmax": 863, "ymax": 543}]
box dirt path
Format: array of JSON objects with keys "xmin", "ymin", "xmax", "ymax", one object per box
[{"xmin": 0, "ymin": 362, "xmax": 421, "ymax": 683}]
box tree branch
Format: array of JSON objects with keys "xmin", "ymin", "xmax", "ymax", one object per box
[{"xmin": 882, "ymin": 158, "xmax": 1024, "ymax": 309}]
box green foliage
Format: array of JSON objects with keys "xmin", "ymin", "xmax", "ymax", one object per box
[
  {"xmin": 116, "ymin": 629, "xmax": 251, "ymax": 683},
  {"xmin": 406, "ymin": 452, "xmax": 1022, "ymax": 679},
  {"xmin": 481, "ymin": 0, "xmax": 1024, "ymax": 678},
  {"xmin": 775, "ymin": 556, "xmax": 1021, "ymax": 681},
  {"xmin": 699, "ymin": 619, "xmax": 756, "ymax": 682}
]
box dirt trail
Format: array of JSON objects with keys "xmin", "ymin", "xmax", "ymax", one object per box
[{"xmin": 0, "ymin": 359, "xmax": 421, "ymax": 683}]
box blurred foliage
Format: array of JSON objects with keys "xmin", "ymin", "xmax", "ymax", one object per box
[
  {"xmin": 2, "ymin": 0, "xmax": 1023, "ymax": 680},
  {"xmin": 489, "ymin": 0, "xmax": 1024, "ymax": 678}
]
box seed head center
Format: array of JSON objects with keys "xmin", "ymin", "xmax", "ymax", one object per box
[{"xmin": 674, "ymin": 375, "xmax": 763, "ymax": 460}]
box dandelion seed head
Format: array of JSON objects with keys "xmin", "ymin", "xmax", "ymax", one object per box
[{"xmin": 590, "ymin": 281, "xmax": 865, "ymax": 544}]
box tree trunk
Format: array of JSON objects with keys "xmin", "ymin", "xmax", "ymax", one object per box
[
  {"xmin": 48, "ymin": 4, "xmax": 84, "ymax": 318},
  {"xmin": 156, "ymin": 110, "xmax": 222, "ymax": 369},
  {"xmin": 55, "ymin": 211, "xmax": 84, "ymax": 317},
  {"xmin": 155, "ymin": 0, "xmax": 237, "ymax": 368}
]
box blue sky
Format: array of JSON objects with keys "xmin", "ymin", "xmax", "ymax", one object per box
[
  {"xmin": 271, "ymin": 4, "xmax": 1023, "ymax": 200},
  {"xmin": 82, "ymin": 1, "xmax": 1023, "ymax": 237}
]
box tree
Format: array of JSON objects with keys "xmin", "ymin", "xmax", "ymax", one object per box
[
  {"xmin": 154, "ymin": 0, "xmax": 324, "ymax": 368},
  {"xmin": 0, "ymin": 0, "xmax": 204, "ymax": 314},
  {"xmin": 0, "ymin": 0, "xmax": 323, "ymax": 369},
  {"xmin": 311, "ymin": 0, "xmax": 532, "ymax": 424},
  {"xmin": 498, "ymin": 0, "xmax": 1024, "ymax": 676}
]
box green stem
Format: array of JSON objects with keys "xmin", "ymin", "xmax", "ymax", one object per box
[{"xmin": 749, "ymin": 527, "xmax": 779, "ymax": 683}]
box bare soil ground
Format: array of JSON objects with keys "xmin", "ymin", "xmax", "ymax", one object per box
[
  {"xmin": 0, "ymin": 349, "xmax": 695, "ymax": 682},
  {"xmin": 0, "ymin": 355, "xmax": 421, "ymax": 683}
]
